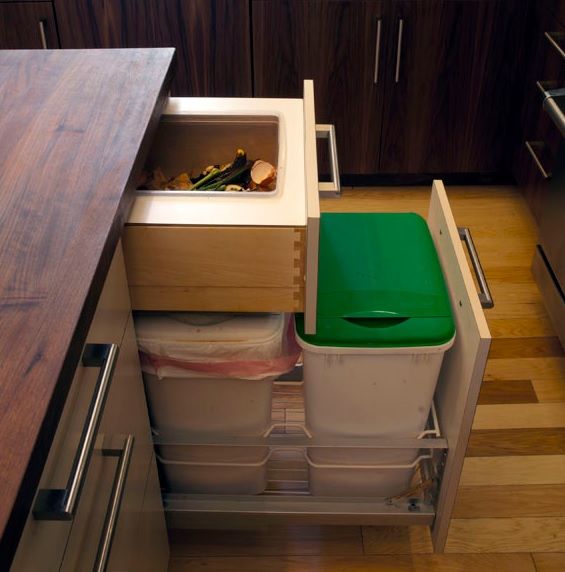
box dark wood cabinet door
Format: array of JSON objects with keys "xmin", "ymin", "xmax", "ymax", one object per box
[
  {"xmin": 253, "ymin": 0, "xmax": 386, "ymax": 175},
  {"xmin": 54, "ymin": 0, "xmax": 251, "ymax": 97},
  {"xmin": 514, "ymin": 7, "xmax": 565, "ymax": 222},
  {"xmin": 0, "ymin": 2, "xmax": 59, "ymax": 49},
  {"xmin": 379, "ymin": 0, "xmax": 526, "ymax": 174}
]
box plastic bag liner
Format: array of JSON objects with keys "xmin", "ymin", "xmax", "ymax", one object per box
[{"xmin": 138, "ymin": 314, "xmax": 301, "ymax": 381}]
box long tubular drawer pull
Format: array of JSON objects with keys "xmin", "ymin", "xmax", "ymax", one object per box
[
  {"xmin": 39, "ymin": 20, "xmax": 48, "ymax": 49},
  {"xmin": 316, "ymin": 124, "xmax": 341, "ymax": 196},
  {"xmin": 395, "ymin": 18, "xmax": 404, "ymax": 83},
  {"xmin": 373, "ymin": 19, "xmax": 383, "ymax": 84},
  {"xmin": 93, "ymin": 435, "xmax": 134, "ymax": 572},
  {"xmin": 545, "ymin": 32, "xmax": 565, "ymax": 60},
  {"xmin": 458, "ymin": 227, "xmax": 494, "ymax": 309},
  {"xmin": 525, "ymin": 141, "xmax": 552, "ymax": 179},
  {"xmin": 33, "ymin": 343, "xmax": 120, "ymax": 521}
]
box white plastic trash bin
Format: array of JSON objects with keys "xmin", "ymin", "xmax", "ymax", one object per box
[
  {"xmin": 295, "ymin": 213, "xmax": 456, "ymax": 496},
  {"xmin": 157, "ymin": 445, "xmax": 270, "ymax": 494},
  {"xmin": 134, "ymin": 312, "xmax": 300, "ymax": 495},
  {"xmin": 305, "ymin": 451, "xmax": 431, "ymax": 497},
  {"xmin": 135, "ymin": 312, "xmax": 299, "ymax": 435}
]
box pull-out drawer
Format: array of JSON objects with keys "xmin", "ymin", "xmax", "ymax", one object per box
[
  {"xmin": 124, "ymin": 80, "xmax": 332, "ymax": 333},
  {"xmin": 162, "ymin": 181, "xmax": 493, "ymax": 554},
  {"xmin": 10, "ymin": 246, "xmax": 130, "ymax": 571}
]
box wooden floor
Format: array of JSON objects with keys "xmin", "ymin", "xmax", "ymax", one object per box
[{"xmin": 168, "ymin": 186, "xmax": 565, "ymax": 572}]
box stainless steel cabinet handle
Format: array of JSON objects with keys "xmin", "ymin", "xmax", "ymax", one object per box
[
  {"xmin": 395, "ymin": 18, "xmax": 404, "ymax": 83},
  {"xmin": 39, "ymin": 20, "xmax": 48, "ymax": 49},
  {"xmin": 316, "ymin": 124, "xmax": 341, "ymax": 196},
  {"xmin": 536, "ymin": 80, "xmax": 560, "ymax": 95},
  {"xmin": 373, "ymin": 19, "xmax": 382, "ymax": 84},
  {"xmin": 525, "ymin": 140, "xmax": 552, "ymax": 179},
  {"xmin": 545, "ymin": 31, "xmax": 565, "ymax": 60},
  {"xmin": 458, "ymin": 227, "xmax": 494, "ymax": 309},
  {"xmin": 93, "ymin": 435, "xmax": 134, "ymax": 572},
  {"xmin": 33, "ymin": 344, "xmax": 120, "ymax": 521}
]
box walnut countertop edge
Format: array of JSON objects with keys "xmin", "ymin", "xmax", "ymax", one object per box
[{"xmin": 0, "ymin": 48, "xmax": 174, "ymax": 566}]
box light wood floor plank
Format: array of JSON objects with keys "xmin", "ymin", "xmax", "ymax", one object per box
[
  {"xmin": 472, "ymin": 403, "xmax": 565, "ymax": 429},
  {"xmin": 482, "ymin": 301, "xmax": 549, "ymax": 320},
  {"xmin": 532, "ymin": 379, "xmax": 565, "ymax": 402},
  {"xmin": 482, "ymin": 266, "xmax": 540, "ymax": 283},
  {"xmin": 453, "ymin": 485, "xmax": 565, "ymax": 518},
  {"xmin": 168, "ymin": 553, "xmax": 537, "ymax": 572},
  {"xmin": 460, "ymin": 455, "xmax": 565, "ymax": 486},
  {"xmin": 532, "ymin": 553, "xmax": 565, "ymax": 572},
  {"xmin": 446, "ymin": 517, "xmax": 565, "ymax": 553},
  {"xmin": 487, "ymin": 282, "xmax": 545, "ymax": 305},
  {"xmin": 487, "ymin": 317, "xmax": 556, "ymax": 339}
]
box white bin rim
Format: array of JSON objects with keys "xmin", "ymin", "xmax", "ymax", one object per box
[
  {"xmin": 305, "ymin": 451, "xmax": 431, "ymax": 470},
  {"xmin": 157, "ymin": 451, "xmax": 271, "ymax": 468},
  {"xmin": 296, "ymin": 332, "xmax": 455, "ymax": 355}
]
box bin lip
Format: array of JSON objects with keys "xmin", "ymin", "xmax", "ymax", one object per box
[
  {"xmin": 295, "ymin": 331, "xmax": 455, "ymax": 355},
  {"xmin": 156, "ymin": 450, "xmax": 271, "ymax": 468},
  {"xmin": 305, "ymin": 451, "xmax": 431, "ymax": 470}
]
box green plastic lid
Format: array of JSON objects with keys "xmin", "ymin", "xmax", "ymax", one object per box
[{"xmin": 296, "ymin": 212, "xmax": 455, "ymax": 348}]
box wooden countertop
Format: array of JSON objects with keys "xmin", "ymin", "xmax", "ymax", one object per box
[{"xmin": 0, "ymin": 49, "xmax": 173, "ymax": 563}]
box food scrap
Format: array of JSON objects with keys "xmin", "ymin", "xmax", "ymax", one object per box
[{"xmin": 138, "ymin": 148, "xmax": 277, "ymax": 192}]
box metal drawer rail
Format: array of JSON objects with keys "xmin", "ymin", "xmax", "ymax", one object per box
[{"xmin": 163, "ymin": 494, "xmax": 436, "ymax": 528}]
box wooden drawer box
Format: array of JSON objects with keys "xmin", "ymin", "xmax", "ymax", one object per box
[
  {"xmin": 123, "ymin": 225, "xmax": 306, "ymax": 312},
  {"xmin": 124, "ymin": 81, "xmax": 323, "ymax": 332}
]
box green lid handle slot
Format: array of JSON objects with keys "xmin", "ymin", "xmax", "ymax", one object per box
[{"xmin": 343, "ymin": 316, "xmax": 409, "ymax": 329}]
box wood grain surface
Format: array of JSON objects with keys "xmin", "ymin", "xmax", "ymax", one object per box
[
  {"xmin": 54, "ymin": 0, "xmax": 251, "ymax": 97},
  {"xmin": 123, "ymin": 225, "xmax": 305, "ymax": 312},
  {"xmin": 379, "ymin": 1, "xmax": 526, "ymax": 174},
  {"xmin": 252, "ymin": 0, "xmax": 386, "ymax": 175},
  {"xmin": 533, "ymin": 553, "xmax": 565, "ymax": 572},
  {"xmin": 0, "ymin": 2, "xmax": 59, "ymax": 49},
  {"xmin": 0, "ymin": 49, "xmax": 173, "ymax": 565}
]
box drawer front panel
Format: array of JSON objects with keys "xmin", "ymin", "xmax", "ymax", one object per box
[
  {"xmin": 10, "ymin": 245, "xmax": 131, "ymax": 570},
  {"xmin": 123, "ymin": 225, "xmax": 306, "ymax": 312}
]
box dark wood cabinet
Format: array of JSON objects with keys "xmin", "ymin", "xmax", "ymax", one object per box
[
  {"xmin": 253, "ymin": 0, "xmax": 385, "ymax": 175},
  {"xmin": 0, "ymin": 2, "xmax": 59, "ymax": 49},
  {"xmin": 3, "ymin": 0, "xmax": 530, "ymax": 177},
  {"xmin": 380, "ymin": 0, "xmax": 524, "ymax": 174},
  {"xmin": 54, "ymin": 0, "xmax": 252, "ymax": 97},
  {"xmin": 253, "ymin": 0, "xmax": 526, "ymax": 177},
  {"xmin": 513, "ymin": 6, "xmax": 565, "ymax": 222}
]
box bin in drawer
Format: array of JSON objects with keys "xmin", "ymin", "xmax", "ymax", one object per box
[{"xmin": 124, "ymin": 81, "xmax": 327, "ymax": 332}]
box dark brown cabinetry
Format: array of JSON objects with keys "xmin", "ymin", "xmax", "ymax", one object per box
[
  {"xmin": 0, "ymin": 2, "xmax": 59, "ymax": 49},
  {"xmin": 253, "ymin": 1, "xmax": 385, "ymax": 175},
  {"xmin": 513, "ymin": 6, "xmax": 565, "ymax": 222},
  {"xmin": 380, "ymin": 1, "xmax": 522, "ymax": 174},
  {"xmin": 53, "ymin": 0, "xmax": 252, "ymax": 97},
  {"xmin": 253, "ymin": 0, "xmax": 525, "ymax": 177}
]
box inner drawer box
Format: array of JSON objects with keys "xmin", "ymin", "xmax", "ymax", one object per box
[{"xmin": 124, "ymin": 83, "xmax": 321, "ymax": 324}]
